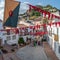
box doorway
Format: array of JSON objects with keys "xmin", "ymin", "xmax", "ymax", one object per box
[{"xmin": 0, "ymin": 38, "xmax": 2, "ymax": 46}]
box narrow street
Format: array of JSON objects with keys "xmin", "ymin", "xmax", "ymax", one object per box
[
  {"xmin": 16, "ymin": 42, "xmax": 59, "ymax": 60},
  {"xmin": 16, "ymin": 43, "xmax": 50, "ymax": 60},
  {"xmin": 0, "ymin": 42, "xmax": 59, "ymax": 60},
  {"xmin": 16, "ymin": 45, "xmax": 48, "ymax": 60},
  {"xmin": 0, "ymin": 0, "xmax": 60, "ymax": 60}
]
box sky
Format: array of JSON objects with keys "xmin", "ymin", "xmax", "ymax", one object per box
[
  {"xmin": 0, "ymin": 0, "xmax": 60, "ymax": 20},
  {"xmin": 17, "ymin": 0, "xmax": 60, "ymax": 9}
]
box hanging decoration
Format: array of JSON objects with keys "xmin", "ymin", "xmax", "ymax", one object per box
[
  {"xmin": 47, "ymin": 12, "xmax": 50, "ymax": 20},
  {"xmin": 58, "ymin": 22, "xmax": 60, "ymax": 26},
  {"xmin": 21, "ymin": 27, "xmax": 23, "ymax": 30},
  {"xmin": 1, "ymin": 22, "xmax": 60, "ymax": 32},
  {"xmin": 36, "ymin": 24, "xmax": 39, "ymax": 29},
  {"xmin": 14, "ymin": 28, "xmax": 19, "ymax": 34},
  {"xmin": 28, "ymin": 4, "xmax": 60, "ymax": 20},
  {"xmin": 30, "ymin": 26, "xmax": 33, "ymax": 29},
  {"xmin": 0, "ymin": 22, "xmax": 60, "ymax": 36},
  {"xmin": 43, "ymin": 11, "xmax": 47, "ymax": 18},
  {"xmin": 33, "ymin": 31, "xmax": 48, "ymax": 36},
  {"xmin": 48, "ymin": 22, "xmax": 52, "ymax": 27},
  {"xmin": 55, "ymin": 22, "xmax": 58, "ymax": 27},
  {"xmin": 43, "ymin": 24, "xmax": 46, "ymax": 28}
]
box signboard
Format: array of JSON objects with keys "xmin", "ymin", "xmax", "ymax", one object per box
[{"xmin": 54, "ymin": 34, "xmax": 58, "ymax": 41}]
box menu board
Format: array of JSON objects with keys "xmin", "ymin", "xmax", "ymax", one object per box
[
  {"xmin": 54, "ymin": 34, "xmax": 58, "ymax": 41},
  {"xmin": 54, "ymin": 28, "xmax": 59, "ymax": 41}
]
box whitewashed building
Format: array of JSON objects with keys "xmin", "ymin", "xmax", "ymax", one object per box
[
  {"xmin": 0, "ymin": 20, "xmax": 19, "ymax": 45},
  {"xmin": 47, "ymin": 16, "xmax": 60, "ymax": 59}
]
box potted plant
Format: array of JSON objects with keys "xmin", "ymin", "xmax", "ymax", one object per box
[{"xmin": 18, "ymin": 37, "xmax": 24, "ymax": 46}]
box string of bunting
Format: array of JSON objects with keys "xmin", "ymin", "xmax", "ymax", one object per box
[
  {"xmin": 19, "ymin": 31, "xmax": 48, "ymax": 36},
  {"xmin": 0, "ymin": 22, "xmax": 60, "ymax": 34},
  {"xmin": 28, "ymin": 4, "xmax": 60, "ymax": 20},
  {"xmin": 0, "ymin": 4, "xmax": 60, "ymax": 35},
  {"xmin": 0, "ymin": 21, "xmax": 59, "ymax": 33}
]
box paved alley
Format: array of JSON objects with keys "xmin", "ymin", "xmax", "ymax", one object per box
[{"xmin": 16, "ymin": 45, "xmax": 49, "ymax": 60}]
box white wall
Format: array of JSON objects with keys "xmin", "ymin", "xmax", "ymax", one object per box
[
  {"xmin": 0, "ymin": 21, "xmax": 3, "ymax": 29},
  {"xmin": 58, "ymin": 27, "xmax": 60, "ymax": 43},
  {"xmin": 6, "ymin": 34, "xmax": 19, "ymax": 45},
  {"xmin": 54, "ymin": 41, "xmax": 60, "ymax": 59},
  {"xmin": 1, "ymin": 32, "xmax": 19, "ymax": 45},
  {"xmin": 47, "ymin": 25, "xmax": 60, "ymax": 60}
]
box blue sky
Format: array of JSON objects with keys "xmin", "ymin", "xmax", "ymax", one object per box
[
  {"xmin": 17, "ymin": 0, "xmax": 60, "ymax": 9},
  {"xmin": 0, "ymin": 0, "xmax": 60, "ymax": 20}
]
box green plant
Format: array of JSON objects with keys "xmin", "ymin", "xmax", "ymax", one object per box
[{"xmin": 18, "ymin": 37, "xmax": 24, "ymax": 44}]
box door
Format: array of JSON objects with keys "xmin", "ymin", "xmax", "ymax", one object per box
[{"xmin": 0, "ymin": 38, "xmax": 2, "ymax": 46}]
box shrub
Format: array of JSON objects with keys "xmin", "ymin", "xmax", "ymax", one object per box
[{"xmin": 18, "ymin": 37, "xmax": 24, "ymax": 44}]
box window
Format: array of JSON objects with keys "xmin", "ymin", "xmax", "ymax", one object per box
[
  {"xmin": 3, "ymin": 33, "xmax": 7, "ymax": 35},
  {"xmin": 12, "ymin": 35, "xmax": 16, "ymax": 40},
  {"xmin": 7, "ymin": 31, "xmax": 10, "ymax": 35},
  {"xmin": 54, "ymin": 34, "xmax": 58, "ymax": 41},
  {"xmin": 59, "ymin": 46, "xmax": 60, "ymax": 53},
  {"xmin": 6, "ymin": 36, "xmax": 11, "ymax": 40}
]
